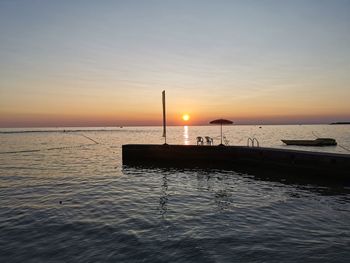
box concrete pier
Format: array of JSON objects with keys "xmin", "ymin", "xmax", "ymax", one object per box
[{"xmin": 122, "ymin": 144, "xmax": 350, "ymax": 180}]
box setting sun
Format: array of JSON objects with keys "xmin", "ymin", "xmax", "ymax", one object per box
[{"xmin": 182, "ymin": 114, "xmax": 190, "ymax": 121}]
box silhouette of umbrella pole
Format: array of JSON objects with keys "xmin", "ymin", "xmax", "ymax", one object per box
[{"xmin": 209, "ymin": 119, "xmax": 233, "ymax": 145}]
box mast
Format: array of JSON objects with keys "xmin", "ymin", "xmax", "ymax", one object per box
[{"xmin": 162, "ymin": 90, "xmax": 167, "ymax": 144}]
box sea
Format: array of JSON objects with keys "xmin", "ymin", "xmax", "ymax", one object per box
[{"xmin": 0, "ymin": 125, "xmax": 349, "ymax": 262}]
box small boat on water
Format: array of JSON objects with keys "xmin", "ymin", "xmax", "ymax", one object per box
[{"xmin": 282, "ymin": 138, "xmax": 337, "ymax": 146}]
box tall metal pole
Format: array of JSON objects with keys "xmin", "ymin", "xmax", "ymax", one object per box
[
  {"xmin": 220, "ymin": 123, "xmax": 222, "ymax": 145},
  {"xmin": 162, "ymin": 90, "xmax": 167, "ymax": 144}
]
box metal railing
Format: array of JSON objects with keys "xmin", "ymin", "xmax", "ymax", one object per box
[{"xmin": 247, "ymin": 137, "xmax": 260, "ymax": 147}]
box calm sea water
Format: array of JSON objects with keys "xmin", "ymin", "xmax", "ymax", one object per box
[{"xmin": 0, "ymin": 125, "xmax": 350, "ymax": 262}]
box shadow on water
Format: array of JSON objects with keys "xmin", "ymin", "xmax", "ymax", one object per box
[{"xmin": 122, "ymin": 165, "xmax": 350, "ymax": 197}]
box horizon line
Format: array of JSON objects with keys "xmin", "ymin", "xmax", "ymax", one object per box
[{"xmin": 1, "ymin": 122, "xmax": 347, "ymax": 129}]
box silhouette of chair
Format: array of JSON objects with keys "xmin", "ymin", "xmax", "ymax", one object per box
[
  {"xmin": 196, "ymin": 137, "xmax": 204, "ymax": 145},
  {"xmin": 205, "ymin": 136, "xmax": 213, "ymax": 145},
  {"xmin": 223, "ymin": 136, "xmax": 229, "ymax": 146}
]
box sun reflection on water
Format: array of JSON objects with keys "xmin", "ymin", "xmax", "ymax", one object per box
[{"xmin": 183, "ymin": 125, "xmax": 190, "ymax": 145}]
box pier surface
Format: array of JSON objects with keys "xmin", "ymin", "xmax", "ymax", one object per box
[{"xmin": 122, "ymin": 144, "xmax": 350, "ymax": 180}]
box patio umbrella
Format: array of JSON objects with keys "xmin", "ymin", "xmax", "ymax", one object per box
[{"xmin": 209, "ymin": 119, "xmax": 233, "ymax": 145}]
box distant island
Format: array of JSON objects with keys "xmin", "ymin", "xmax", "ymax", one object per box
[{"xmin": 330, "ymin": 122, "xmax": 350, "ymax": 125}]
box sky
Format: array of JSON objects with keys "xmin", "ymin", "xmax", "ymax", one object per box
[{"xmin": 1, "ymin": 0, "xmax": 350, "ymax": 127}]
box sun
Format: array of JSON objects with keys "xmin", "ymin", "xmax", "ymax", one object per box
[{"xmin": 182, "ymin": 114, "xmax": 190, "ymax": 121}]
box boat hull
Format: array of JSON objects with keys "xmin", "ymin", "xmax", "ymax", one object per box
[{"xmin": 282, "ymin": 139, "xmax": 337, "ymax": 146}]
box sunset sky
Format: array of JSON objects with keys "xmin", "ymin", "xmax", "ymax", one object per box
[{"xmin": 1, "ymin": 0, "xmax": 350, "ymax": 127}]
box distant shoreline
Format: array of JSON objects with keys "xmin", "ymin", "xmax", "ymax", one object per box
[{"xmin": 330, "ymin": 122, "xmax": 350, "ymax": 125}]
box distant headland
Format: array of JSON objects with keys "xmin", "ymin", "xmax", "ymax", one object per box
[{"xmin": 330, "ymin": 122, "xmax": 350, "ymax": 125}]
